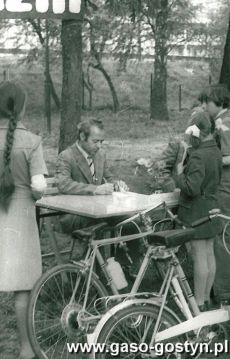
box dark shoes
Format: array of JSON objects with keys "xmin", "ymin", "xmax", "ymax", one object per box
[
  {"xmin": 198, "ymin": 304, "xmax": 207, "ymax": 312},
  {"xmin": 198, "ymin": 300, "xmax": 218, "ymax": 312}
]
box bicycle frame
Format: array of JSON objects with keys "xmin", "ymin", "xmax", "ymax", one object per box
[
  {"xmin": 72, "ymin": 229, "xmax": 158, "ymax": 321},
  {"xmin": 87, "ymin": 209, "xmax": 230, "ymax": 357},
  {"xmin": 74, "ymin": 221, "xmax": 197, "ymax": 330},
  {"xmin": 87, "ymin": 298, "xmax": 230, "ymax": 359},
  {"xmin": 88, "ymin": 261, "xmax": 230, "ymax": 359},
  {"xmin": 72, "ymin": 226, "xmax": 177, "ymax": 327},
  {"xmin": 138, "ymin": 247, "xmax": 229, "ymax": 346},
  {"xmin": 78, "ymin": 202, "xmax": 173, "ymax": 311},
  {"xmin": 75, "ymin": 236, "xmax": 197, "ymax": 335},
  {"xmin": 88, "ymin": 247, "xmax": 230, "ymax": 357}
]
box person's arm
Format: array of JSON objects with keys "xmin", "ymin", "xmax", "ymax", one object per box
[
  {"xmin": 31, "ymin": 175, "xmax": 47, "ymax": 200},
  {"xmin": 159, "ymin": 141, "xmax": 180, "ymax": 174},
  {"xmin": 29, "ymin": 138, "xmax": 48, "ymax": 199},
  {"xmin": 222, "ymin": 155, "xmax": 230, "ymax": 166},
  {"xmin": 102, "ymin": 153, "xmax": 129, "ymax": 191},
  {"xmin": 176, "ymin": 152, "xmax": 205, "ymax": 197},
  {"xmin": 217, "ymin": 116, "xmax": 230, "ymax": 165}
]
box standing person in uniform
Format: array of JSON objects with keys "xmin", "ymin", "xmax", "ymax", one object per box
[
  {"xmin": 0, "ymin": 81, "xmax": 47, "ymax": 359},
  {"xmin": 201, "ymin": 84, "xmax": 230, "ymax": 304},
  {"xmin": 176, "ymin": 112, "xmax": 222, "ymax": 311}
]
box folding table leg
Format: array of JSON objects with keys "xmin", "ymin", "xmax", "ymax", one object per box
[{"xmin": 43, "ymin": 218, "xmax": 64, "ymax": 265}]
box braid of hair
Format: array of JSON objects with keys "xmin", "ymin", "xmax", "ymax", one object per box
[{"xmin": 0, "ymin": 112, "xmax": 18, "ymax": 211}]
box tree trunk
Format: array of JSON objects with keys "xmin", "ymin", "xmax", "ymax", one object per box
[
  {"xmin": 219, "ymin": 15, "xmax": 230, "ymax": 91},
  {"xmin": 59, "ymin": 19, "xmax": 83, "ymax": 152},
  {"xmin": 150, "ymin": 0, "xmax": 169, "ymax": 121},
  {"xmin": 118, "ymin": 22, "xmax": 134, "ymax": 74},
  {"xmin": 137, "ymin": 18, "xmax": 142, "ymax": 62},
  {"xmin": 29, "ymin": 20, "xmax": 60, "ymax": 111},
  {"xmin": 94, "ymin": 64, "xmax": 120, "ymax": 113},
  {"xmin": 49, "ymin": 73, "xmax": 61, "ymax": 110},
  {"xmin": 83, "ymin": 72, "xmax": 93, "ymax": 110}
]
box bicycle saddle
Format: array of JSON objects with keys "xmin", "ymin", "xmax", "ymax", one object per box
[
  {"xmin": 147, "ymin": 228, "xmax": 195, "ymax": 247},
  {"xmin": 72, "ymin": 222, "xmax": 108, "ymax": 240}
]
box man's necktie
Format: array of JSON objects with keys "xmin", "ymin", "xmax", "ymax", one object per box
[
  {"xmin": 88, "ymin": 156, "xmax": 96, "ymax": 182},
  {"xmin": 215, "ymin": 132, "xmax": 221, "ymax": 150}
]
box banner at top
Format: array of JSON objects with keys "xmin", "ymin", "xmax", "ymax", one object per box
[{"xmin": 0, "ymin": 0, "xmax": 83, "ymax": 19}]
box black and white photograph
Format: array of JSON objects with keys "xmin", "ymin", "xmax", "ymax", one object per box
[{"xmin": 0, "ymin": 0, "xmax": 230, "ymax": 358}]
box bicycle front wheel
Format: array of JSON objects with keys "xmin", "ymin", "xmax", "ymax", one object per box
[
  {"xmin": 27, "ymin": 263, "xmax": 108, "ymax": 359},
  {"xmin": 96, "ymin": 303, "xmax": 185, "ymax": 359}
]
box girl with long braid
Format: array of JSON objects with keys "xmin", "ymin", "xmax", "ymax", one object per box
[{"xmin": 0, "ymin": 81, "xmax": 47, "ymax": 359}]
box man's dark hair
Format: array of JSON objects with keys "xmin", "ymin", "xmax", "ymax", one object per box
[
  {"xmin": 77, "ymin": 119, "xmax": 104, "ymax": 140},
  {"xmin": 199, "ymin": 84, "xmax": 230, "ymax": 109}
]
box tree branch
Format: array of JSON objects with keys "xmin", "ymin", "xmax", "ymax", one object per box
[{"xmin": 28, "ymin": 19, "xmax": 45, "ymax": 45}]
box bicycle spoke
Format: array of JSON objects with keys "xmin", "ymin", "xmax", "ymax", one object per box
[
  {"xmin": 36, "ymin": 295, "xmax": 63, "ymax": 316},
  {"xmin": 76, "ymin": 273, "xmax": 88, "ymax": 303},
  {"xmin": 38, "ymin": 286, "xmax": 63, "ymax": 313},
  {"xmin": 106, "ymin": 318, "xmax": 139, "ymax": 344},
  {"xmin": 49, "ymin": 331, "xmax": 63, "ymax": 359},
  {"xmin": 86, "ymin": 292, "xmax": 101, "ymax": 310},
  {"xmin": 60, "ymin": 337, "xmax": 68, "ymax": 359},
  {"xmin": 33, "ymin": 318, "xmax": 61, "ymax": 324},
  {"xmin": 53, "ymin": 274, "xmax": 68, "ymax": 306},
  {"xmin": 28, "ymin": 264, "xmax": 108, "ymax": 358},
  {"xmin": 34, "ymin": 321, "xmax": 61, "ymax": 335},
  {"xmin": 43, "ymin": 274, "xmax": 66, "ymax": 306},
  {"xmin": 96, "ymin": 305, "xmax": 185, "ymax": 359},
  {"xmin": 45, "ymin": 332, "xmax": 67, "ymax": 358}
]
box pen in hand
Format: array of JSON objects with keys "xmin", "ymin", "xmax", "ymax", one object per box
[{"xmin": 103, "ymin": 177, "xmax": 119, "ymax": 191}]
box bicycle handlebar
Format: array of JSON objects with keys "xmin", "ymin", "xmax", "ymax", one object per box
[
  {"xmin": 166, "ymin": 205, "xmax": 230, "ymax": 228},
  {"xmin": 191, "ymin": 216, "xmax": 210, "ymax": 228},
  {"xmin": 115, "ymin": 199, "xmax": 230, "ymax": 232},
  {"xmin": 191, "ymin": 212, "xmax": 230, "ymax": 228}
]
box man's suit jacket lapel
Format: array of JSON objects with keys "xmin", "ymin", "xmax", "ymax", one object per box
[{"xmin": 71, "ymin": 145, "xmax": 94, "ymax": 184}]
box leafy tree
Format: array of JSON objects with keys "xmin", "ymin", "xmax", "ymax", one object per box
[
  {"xmin": 106, "ymin": 0, "xmax": 197, "ymax": 121},
  {"xmin": 191, "ymin": 0, "xmax": 229, "ymax": 83},
  {"xmin": 2, "ymin": 19, "xmax": 61, "ymax": 109},
  {"xmin": 219, "ymin": 12, "xmax": 230, "ymax": 89},
  {"xmin": 28, "ymin": 19, "xmax": 61, "ymax": 110},
  {"xmin": 220, "ymin": 19, "xmax": 230, "ymax": 90},
  {"xmin": 84, "ymin": 9, "xmax": 120, "ymax": 112}
]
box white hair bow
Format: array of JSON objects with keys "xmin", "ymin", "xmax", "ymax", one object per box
[{"xmin": 185, "ymin": 124, "xmax": 200, "ymax": 138}]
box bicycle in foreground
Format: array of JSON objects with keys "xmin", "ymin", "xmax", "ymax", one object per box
[
  {"xmin": 27, "ymin": 201, "xmax": 180, "ymax": 359},
  {"xmin": 88, "ymin": 210, "xmax": 230, "ymax": 359}
]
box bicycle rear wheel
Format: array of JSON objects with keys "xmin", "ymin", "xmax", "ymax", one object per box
[
  {"xmin": 27, "ymin": 263, "xmax": 108, "ymax": 359},
  {"xmin": 95, "ymin": 303, "xmax": 186, "ymax": 359}
]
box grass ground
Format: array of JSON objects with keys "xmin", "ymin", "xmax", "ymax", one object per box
[{"xmin": 0, "ymin": 58, "xmax": 229, "ymax": 358}]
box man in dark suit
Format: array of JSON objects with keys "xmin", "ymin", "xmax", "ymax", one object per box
[{"xmin": 56, "ymin": 119, "xmax": 128, "ymax": 233}]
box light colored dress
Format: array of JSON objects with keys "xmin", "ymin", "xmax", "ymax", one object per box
[{"xmin": 0, "ymin": 121, "xmax": 47, "ymax": 291}]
